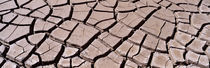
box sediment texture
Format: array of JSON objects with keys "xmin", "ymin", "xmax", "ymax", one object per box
[{"xmin": 0, "ymin": 0, "xmax": 210, "ymax": 68}]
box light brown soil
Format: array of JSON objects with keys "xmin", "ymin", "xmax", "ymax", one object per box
[{"xmin": 0, "ymin": 0, "xmax": 210, "ymax": 68}]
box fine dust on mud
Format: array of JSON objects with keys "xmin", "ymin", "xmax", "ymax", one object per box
[{"xmin": 0, "ymin": 0, "xmax": 210, "ymax": 68}]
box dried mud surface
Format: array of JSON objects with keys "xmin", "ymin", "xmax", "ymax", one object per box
[{"xmin": 0, "ymin": 0, "xmax": 210, "ymax": 68}]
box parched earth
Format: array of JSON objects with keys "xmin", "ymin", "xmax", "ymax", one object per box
[{"xmin": 0, "ymin": 0, "xmax": 210, "ymax": 68}]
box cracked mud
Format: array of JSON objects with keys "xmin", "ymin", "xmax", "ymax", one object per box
[{"xmin": 0, "ymin": 0, "xmax": 210, "ymax": 68}]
